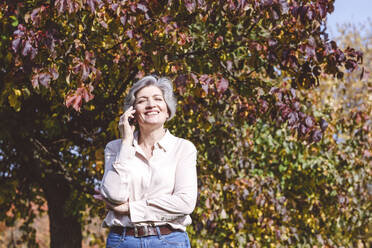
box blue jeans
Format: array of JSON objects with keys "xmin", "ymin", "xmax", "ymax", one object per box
[{"xmin": 106, "ymin": 227, "xmax": 191, "ymax": 248}]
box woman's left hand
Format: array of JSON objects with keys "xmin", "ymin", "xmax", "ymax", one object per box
[{"xmin": 93, "ymin": 189, "xmax": 130, "ymax": 215}]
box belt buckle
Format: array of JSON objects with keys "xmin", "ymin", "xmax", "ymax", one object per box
[{"xmin": 134, "ymin": 226, "xmax": 149, "ymax": 237}]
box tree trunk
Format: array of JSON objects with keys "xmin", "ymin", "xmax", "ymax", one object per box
[{"xmin": 43, "ymin": 173, "xmax": 82, "ymax": 248}]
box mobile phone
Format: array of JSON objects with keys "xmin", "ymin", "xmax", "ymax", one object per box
[
  {"xmin": 129, "ymin": 106, "xmax": 136, "ymax": 125},
  {"xmin": 129, "ymin": 116, "xmax": 136, "ymax": 125}
]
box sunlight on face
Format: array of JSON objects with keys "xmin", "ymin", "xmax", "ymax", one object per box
[{"xmin": 134, "ymin": 86, "xmax": 169, "ymax": 127}]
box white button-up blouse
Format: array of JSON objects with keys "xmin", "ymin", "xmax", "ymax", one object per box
[{"xmin": 100, "ymin": 130, "xmax": 198, "ymax": 231}]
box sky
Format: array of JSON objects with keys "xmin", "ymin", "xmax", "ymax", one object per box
[{"xmin": 326, "ymin": 0, "xmax": 372, "ymax": 37}]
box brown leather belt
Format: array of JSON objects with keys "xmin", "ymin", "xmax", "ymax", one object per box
[{"xmin": 110, "ymin": 225, "xmax": 175, "ymax": 237}]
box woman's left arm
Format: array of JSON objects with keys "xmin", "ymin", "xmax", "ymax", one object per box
[{"xmin": 129, "ymin": 142, "xmax": 197, "ymax": 223}]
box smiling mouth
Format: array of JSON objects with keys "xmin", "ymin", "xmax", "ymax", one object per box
[{"xmin": 145, "ymin": 111, "xmax": 159, "ymax": 116}]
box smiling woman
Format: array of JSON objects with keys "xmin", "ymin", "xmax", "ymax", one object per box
[
  {"xmin": 94, "ymin": 76, "xmax": 197, "ymax": 248},
  {"xmin": 134, "ymin": 86, "xmax": 170, "ymax": 129}
]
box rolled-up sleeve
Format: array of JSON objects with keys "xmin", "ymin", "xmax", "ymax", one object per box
[
  {"xmin": 129, "ymin": 143, "xmax": 197, "ymax": 222},
  {"xmin": 100, "ymin": 141, "xmax": 136, "ymax": 204}
]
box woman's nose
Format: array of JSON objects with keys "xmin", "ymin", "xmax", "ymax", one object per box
[{"xmin": 145, "ymin": 99, "xmax": 155, "ymax": 108}]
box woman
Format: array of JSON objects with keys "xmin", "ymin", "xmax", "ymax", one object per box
[{"xmin": 94, "ymin": 75, "xmax": 198, "ymax": 248}]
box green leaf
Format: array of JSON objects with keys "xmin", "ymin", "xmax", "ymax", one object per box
[{"xmin": 10, "ymin": 15, "xmax": 18, "ymax": 27}]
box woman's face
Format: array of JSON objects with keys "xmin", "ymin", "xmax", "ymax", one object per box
[{"xmin": 134, "ymin": 85, "xmax": 169, "ymax": 127}]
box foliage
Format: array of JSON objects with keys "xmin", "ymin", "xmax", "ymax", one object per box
[
  {"xmin": 0, "ymin": 0, "xmax": 369, "ymax": 247},
  {"xmin": 182, "ymin": 23, "xmax": 371, "ymax": 247},
  {"xmin": 3, "ymin": 0, "xmax": 362, "ymax": 137}
]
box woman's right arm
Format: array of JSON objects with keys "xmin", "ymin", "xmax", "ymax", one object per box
[
  {"xmin": 100, "ymin": 140, "xmax": 135, "ymax": 204},
  {"xmin": 100, "ymin": 106, "xmax": 137, "ymax": 204}
]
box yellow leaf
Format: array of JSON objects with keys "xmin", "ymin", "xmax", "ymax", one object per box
[
  {"xmin": 8, "ymin": 92, "xmax": 21, "ymax": 111},
  {"xmin": 21, "ymin": 88, "xmax": 31, "ymax": 96},
  {"xmin": 13, "ymin": 89, "xmax": 21, "ymax": 96},
  {"xmin": 165, "ymin": 64, "xmax": 170, "ymax": 73}
]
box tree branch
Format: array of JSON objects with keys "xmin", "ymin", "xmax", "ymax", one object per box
[
  {"xmin": 32, "ymin": 138, "xmax": 73, "ymax": 182},
  {"xmin": 113, "ymin": 68, "xmax": 139, "ymax": 103},
  {"xmin": 171, "ymin": 44, "xmax": 239, "ymax": 61}
]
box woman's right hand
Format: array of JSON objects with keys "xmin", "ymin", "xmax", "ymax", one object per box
[{"xmin": 118, "ymin": 106, "xmax": 136, "ymax": 146}]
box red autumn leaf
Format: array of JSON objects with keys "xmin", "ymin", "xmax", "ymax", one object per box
[
  {"xmin": 55, "ymin": 0, "xmax": 66, "ymax": 14},
  {"xmin": 161, "ymin": 15, "xmax": 171, "ymax": 24},
  {"xmin": 199, "ymin": 74, "xmax": 210, "ymax": 83},
  {"xmin": 305, "ymin": 116, "xmax": 314, "ymax": 128},
  {"xmin": 65, "ymin": 94, "xmax": 77, "ymax": 108},
  {"xmin": 128, "ymin": 2, "xmax": 135, "ymax": 12},
  {"xmin": 120, "ymin": 15, "xmax": 127, "ymax": 26},
  {"xmin": 65, "ymin": 92, "xmax": 83, "ymax": 111},
  {"xmin": 72, "ymin": 61, "xmax": 81, "ymax": 74},
  {"xmin": 174, "ymin": 75, "xmax": 187, "ymax": 95},
  {"xmin": 38, "ymin": 72, "xmax": 51, "ymax": 87},
  {"xmin": 99, "ymin": 20, "xmax": 108, "ymax": 29},
  {"xmin": 199, "ymin": 75, "xmax": 212, "ymax": 94},
  {"xmin": 30, "ymin": 47, "xmax": 38, "ymax": 60},
  {"xmin": 82, "ymin": 88, "xmax": 90, "ymax": 102},
  {"xmin": 363, "ymin": 150, "xmax": 372, "ymax": 158},
  {"xmin": 137, "ymin": 3, "xmax": 148, "ymax": 12},
  {"xmin": 126, "ymin": 30, "xmax": 134, "ymax": 39},
  {"xmin": 201, "ymin": 83, "xmax": 209, "ymax": 94},
  {"xmin": 84, "ymin": 51, "xmax": 95, "ymax": 63},
  {"xmin": 22, "ymin": 40, "xmax": 32, "ymax": 56},
  {"xmin": 110, "ymin": 3, "xmax": 118, "ymax": 11},
  {"xmin": 65, "ymin": 84, "xmax": 94, "ymax": 111},
  {"xmin": 72, "ymin": 94, "xmax": 82, "ymax": 111},
  {"xmin": 81, "ymin": 64, "xmax": 90, "ymax": 81},
  {"xmin": 190, "ymin": 73, "xmax": 198, "ymax": 84},
  {"xmin": 86, "ymin": 0, "xmax": 96, "ymax": 12},
  {"xmin": 31, "ymin": 74, "xmax": 39, "ymax": 88},
  {"xmin": 67, "ymin": 0, "xmax": 77, "ymax": 14},
  {"xmin": 31, "ymin": 7, "xmax": 41, "ymax": 25},
  {"xmin": 226, "ymin": 60, "xmax": 233, "ymax": 72},
  {"xmin": 12, "ymin": 38, "xmax": 21, "ymax": 52},
  {"xmin": 174, "ymin": 75, "xmax": 187, "ymax": 87},
  {"xmin": 217, "ymin": 78, "xmax": 229, "ymax": 93},
  {"xmin": 50, "ymin": 67, "xmax": 59, "ymax": 80},
  {"xmin": 75, "ymin": 87, "xmax": 84, "ymax": 95},
  {"xmin": 185, "ymin": 0, "xmax": 196, "ymax": 13},
  {"xmin": 82, "ymin": 86, "xmax": 94, "ymax": 102},
  {"xmin": 178, "ymin": 33, "xmax": 187, "ymax": 46},
  {"xmin": 305, "ymin": 45, "xmax": 316, "ymax": 58},
  {"xmin": 13, "ymin": 24, "xmax": 25, "ymax": 36}
]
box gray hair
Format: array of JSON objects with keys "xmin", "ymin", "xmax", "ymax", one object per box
[{"xmin": 123, "ymin": 75, "xmax": 177, "ymax": 120}]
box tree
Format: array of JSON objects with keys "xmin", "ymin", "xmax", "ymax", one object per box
[
  {"xmin": 186, "ymin": 22, "xmax": 371, "ymax": 247},
  {"xmin": 0, "ymin": 0, "xmax": 364, "ymax": 247}
]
